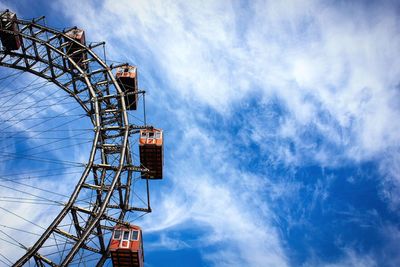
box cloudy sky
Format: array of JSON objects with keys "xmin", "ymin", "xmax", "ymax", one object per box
[{"xmin": 1, "ymin": 0, "xmax": 400, "ymax": 266}]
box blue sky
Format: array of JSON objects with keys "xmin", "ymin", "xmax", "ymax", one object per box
[{"xmin": 0, "ymin": 0, "xmax": 400, "ymax": 266}]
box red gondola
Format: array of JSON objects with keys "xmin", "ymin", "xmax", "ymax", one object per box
[
  {"xmin": 139, "ymin": 128, "xmax": 163, "ymax": 179},
  {"xmin": 64, "ymin": 28, "xmax": 88, "ymax": 70},
  {"xmin": 110, "ymin": 225, "xmax": 144, "ymax": 267},
  {"xmin": 0, "ymin": 10, "xmax": 22, "ymax": 50},
  {"xmin": 116, "ymin": 66, "xmax": 139, "ymax": 110}
]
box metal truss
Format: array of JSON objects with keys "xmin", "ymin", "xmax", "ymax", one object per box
[{"xmin": 0, "ymin": 11, "xmax": 152, "ymax": 266}]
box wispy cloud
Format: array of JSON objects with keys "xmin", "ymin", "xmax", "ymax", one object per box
[{"xmin": 303, "ymin": 248, "xmax": 378, "ymax": 267}]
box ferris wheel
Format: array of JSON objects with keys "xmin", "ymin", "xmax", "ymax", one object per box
[{"xmin": 0, "ymin": 10, "xmax": 163, "ymax": 266}]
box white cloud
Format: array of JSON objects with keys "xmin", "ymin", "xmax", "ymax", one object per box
[
  {"xmin": 57, "ymin": 0, "xmax": 400, "ymax": 162},
  {"xmin": 378, "ymin": 150, "xmax": 400, "ymax": 209},
  {"xmin": 136, "ymin": 114, "xmax": 288, "ymax": 266},
  {"xmin": 379, "ymin": 223, "xmax": 400, "ymax": 266},
  {"xmin": 303, "ymin": 248, "xmax": 378, "ymax": 267},
  {"xmin": 0, "ymin": 176, "xmax": 74, "ymax": 263},
  {"xmin": 147, "ymin": 233, "xmax": 189, "ymax": 251}
]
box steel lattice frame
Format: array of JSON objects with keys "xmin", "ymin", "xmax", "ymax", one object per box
[{"xmin": 0, "ymin": 11, "xmax": 153, "ymax": 266}]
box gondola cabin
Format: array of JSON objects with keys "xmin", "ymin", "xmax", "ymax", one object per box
[
  {"xmin": 139, "ymin": 128, "xmax": 163, "ymax": 179},
  {"xmin": 64, "ymin": 28, "xmax": 88, "ymax": 70},
  {"xmin": 116, "ymin": 66, "xmax": 139, "ymax": 110},
  {"xmin": 110, "ymin": 225, "xmax": 144, "ymax": 267},
  {"xmin": 0, "ymin": 11, "xmax": 21, "ymax": 50}
]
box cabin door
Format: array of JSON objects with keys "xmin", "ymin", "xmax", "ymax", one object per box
[{"xmin": 120, "ymin": 230, "xmax": 130, "ymax": 248}]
